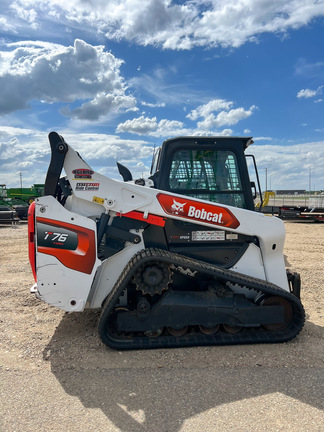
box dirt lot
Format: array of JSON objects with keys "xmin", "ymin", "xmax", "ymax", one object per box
[{"xmin": 1, "ymin": 221, "xmax": 323, "ymax": 432}]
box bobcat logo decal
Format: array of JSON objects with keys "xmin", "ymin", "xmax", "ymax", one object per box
[
  {"xmin": 171, "ymin": 199, "xmax": 186, "ymax": 215},
  {"xmin": 157, "ymin": 193, "xmax": 240, "ymax": 229}
]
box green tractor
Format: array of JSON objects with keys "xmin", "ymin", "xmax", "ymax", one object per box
[{"xmin": 0, "ymin": 184, "xmax": 44, "ymax": 205}]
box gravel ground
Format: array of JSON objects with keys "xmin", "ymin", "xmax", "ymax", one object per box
[{"xmin": 0, "ymin": 221, "xmax": 323, "ymax": 432}]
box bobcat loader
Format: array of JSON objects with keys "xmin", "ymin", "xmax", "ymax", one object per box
[{"xmin": 28, "ymin": 132, "xmax": 305, "ymax": 349}]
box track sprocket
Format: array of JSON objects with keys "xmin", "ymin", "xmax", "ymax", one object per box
[{"xmin": 134, "ymin": 261, "xmax": 172, "ymax": 296}]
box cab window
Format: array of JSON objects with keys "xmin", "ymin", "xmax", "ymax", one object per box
[{"xmin": 168, "ymin": 149, "xmax": 246, "ymax": 208}]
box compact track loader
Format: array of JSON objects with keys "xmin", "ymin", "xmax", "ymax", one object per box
[{"xmin": 28, "ymin": 132, "xmax": 305, "ymax": 349}]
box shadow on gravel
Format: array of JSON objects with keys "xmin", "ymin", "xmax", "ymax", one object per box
[{"xmin": 43, "ymin": 311, "xmax": 324, "ymax": 432}]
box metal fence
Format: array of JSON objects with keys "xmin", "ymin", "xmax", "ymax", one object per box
[{"xmin": 256, "ymin": 194, "xmax": 324, "ymax": 208}]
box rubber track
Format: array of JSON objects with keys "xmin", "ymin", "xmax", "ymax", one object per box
[{"xmin": 98, "ymin": 248, "xmax": 305, "ymax": 350}]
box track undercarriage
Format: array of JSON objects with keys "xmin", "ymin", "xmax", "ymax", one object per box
[{"xmin": 99, "ymin": 248, "xmax": 305, "ymax": 350}]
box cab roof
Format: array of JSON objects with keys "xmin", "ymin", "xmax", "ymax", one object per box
[{"xmin": 162, "ymin": 136, "xmax": 254, "ymax": 150}]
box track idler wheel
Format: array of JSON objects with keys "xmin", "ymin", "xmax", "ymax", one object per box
[
  {"xmin": 261, "ymin": 296, "xmax": 293, "ymax": 331},
  {"xmin": 223, "ymin": 324, "xmax": 242, "ymax": 334},
  {"xmin": 167, "ymin": 326, "xmax": 188, "ymax": 336},
  {"xmin": 144, "ymin": 328, "xmax": 163, "ymax": 338},
  {"xmin": 137, "ymin": 297, "xmax": 151, "ymax": 319},
  {"xmin": 199, "ymin": 324, "xmax": 220, "ymax": 335}
]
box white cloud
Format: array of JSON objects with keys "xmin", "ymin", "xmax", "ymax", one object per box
[
  {"xmin": 1, "ymin": 128, "xmax": 324, "ymax": 191},
  {"xmin": 63, "ymin": 93, "xmax": 136, "ymax": 121},
  {"xmin": 0, "ymin": 127, "xmax": 51, "ymax": 186},
  {"xmin": 187, "ymin": 99, "xmax": 233, "ymax": 121},
  {"xmin": 116, "ymin": 116, "xmax": 158, "ymax": 135},
  {"xmin": 297, "ymin": 89, "xmax": 317, "ymax": 98},
  {"xmin": 295, "ymin": 59, "xmax": 324, "ymax": 79},
  {"xmin": 116, "ymin": 112, "xmax": 251, "ymax": 138},
  {"xmin": 186, "ymin": 99, "xmax": 257, "ymax": 132},
  {"xmin": 0, "ymin": 127, "xmax": 154, "ymax": 186},
  {"xmin": 248, "ymin": 141, "xmax": 324, "ymax": 190},
  {"xmin": 10, "ymin": 2, "xmax": 38, "ymax": 27},
  {"xmin": 154, "ymin": 119, "xmax": 189, "ymax": 137},
  {"xmin": 0, "ymin": 39, "xmax": 136, "ymax": 120},
  {"xmin": 141, "ymin": 101, "xmax": 166, "ymax": 108},
  {"xmin": 0, "ymin": 16, "xmax": 17, "ymax": 32},
  {"xmin": 116, "ymin": 96, "xmax": 256, "ymax": 137},
  {"xmin": 129, "ymin": 68, "xmax": 203, "ymax": 107},
  {"xmin": 297, "ymin": 86, "xmax": 323, "ymax": 99},
  {"xmin": 116, "ymin": 115, "xmax": 190, "ymax": 137},
  {"xmin": 197, "ymin": 106, "xmax": 256, "ymax": 129},
  {"xmin": 254, "ymin": 136, "xmax": 273, "ymax": 141},
  {"xmin": 2, "ymin": 0, "xmax": 324, "ymax": 50}
]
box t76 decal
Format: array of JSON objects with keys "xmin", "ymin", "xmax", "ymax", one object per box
[
  {"xmin": 36, "ymin": 217, "xmax": 96, "ymax": 274},
  {"xmin": 157, "ymin": 193, "xmax": 240, "ymax": 229},
  {"xmin": 37, "ymin": 222, "xmax": 78, "ymax": 250}
]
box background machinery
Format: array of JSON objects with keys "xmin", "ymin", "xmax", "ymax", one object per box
[
  {"xmin": 1, "ymin": 183, "xmax": 44, "ymax": 205},
  {"xmin": 28, "ymin": 132, "xmax": 305, "ymax": 349},
  {"xmin": 0, "ymin": 185, "xmax": 30, "ymax": 220},
  {"xmin": 279, "ymin": 196, "xmax": 324, "ymax": 222}
]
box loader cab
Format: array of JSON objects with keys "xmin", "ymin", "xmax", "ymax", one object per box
[{"xmin": 150, "ymin": 136, "xmax": 255, "ymax": 211}]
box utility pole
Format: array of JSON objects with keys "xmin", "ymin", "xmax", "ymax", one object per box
[
  {"xmin": 19, "ymin": 172, "xmax": 23, "ymax": 200},
  {"xmin": 308, "ymin": 167, "xmax": 311, "ymax": 195},
  {"xmin": 265, "ymin": 168, "xmax": 268, "ymax": 192}
]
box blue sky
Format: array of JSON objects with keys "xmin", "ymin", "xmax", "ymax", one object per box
[{"xmin": 0, "ymin": 0, "xmax": 324, "ymax": 191}]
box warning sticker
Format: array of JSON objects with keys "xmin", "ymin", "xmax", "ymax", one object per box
[
  {"xmin": 92, "ymin": 196, "xmax": 105, "ymax": 205},
  {"xmin": 192, "ymin": 230, "xmax": 225, "ymax": 241}
]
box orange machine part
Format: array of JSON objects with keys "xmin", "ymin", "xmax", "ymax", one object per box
[
  {"xmin": 36, "ymin": 217, "xmax": 96, "ymax": 274},
  {"xmin": 116, "ymin": 210, "xmax": 166, "ymax": 227}
]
